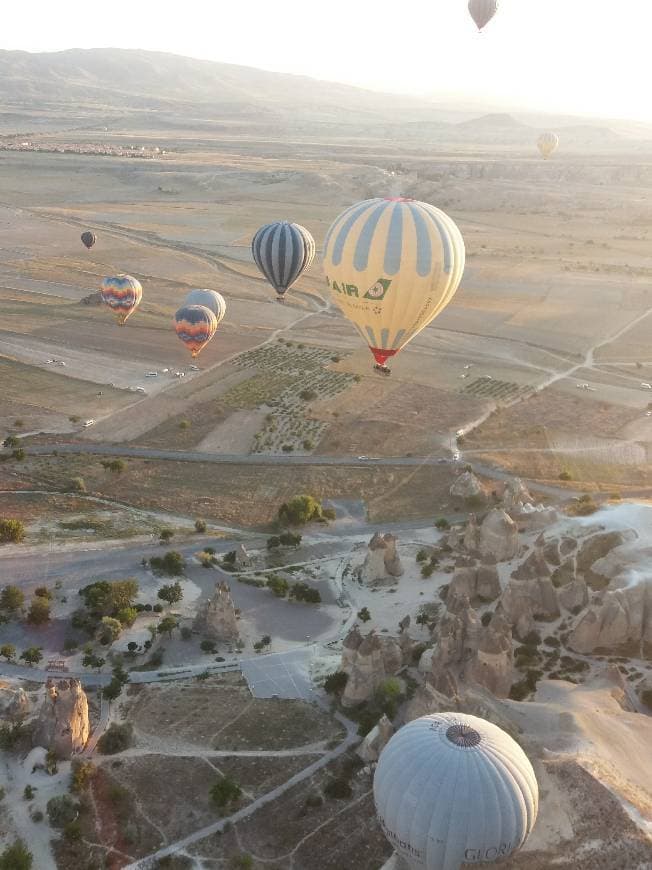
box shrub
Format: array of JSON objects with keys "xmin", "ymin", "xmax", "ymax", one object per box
[
  {"xmin": 559, "ymin": 470, "xmax": 572, "ymax": 481},
  {"xmin": 67, "ymin": 477, "xmax": 86, "ymax": 493},
  {"xmin": 266, "ymin": 575, "xmax": 289, "ymax": 597},
  {"xmin": 481, "ymin": 612, "xmax": 492, "ymax": 627},
  {"xmin": 0, "ymin": 840, "xmax": 33, "ymax": 870},
  {"xmin": 323, "ymin": 778, "xmax": 352, "ymax": 800},
  {"xmin": 0, "ymin": 519, "xmax": 26, "ymax": 544},
  {"xmin": 194, "ymin": 519, "xmax": 207, "ymax": 533},
  {"xmin": 27, "ymin": 596, "xmax": 50, "ymax": 625},
  {"xmin": 101, "ymin": 459, "xmax": 126, "ymax": 473},
  {"xmin": 324, "ymin": 671, "xmax": 348, "ymax": 694},
  {"xmin": 210, "ymin": 776, "xmax": 241, "ymax": 808},
  {"xmin": 150, "ymin": 551, "xmax": 185, "ymax": 576},
  {"xmin": 544, "ymin": 635, "xmax": 560, "ymax": 648},
  {"xmin": 435, "ymin": 518, "xmax": 450, "ymax": 531},
  {"xmin": 299, "ymin": 389, "xmax": 318, "ymax": 401},
  {"xmin": 421, "ymin": 563, "xmax": 435, "ymax": 578},
  {"xmin": 357, "ymin": 607, "xmax": 371, "ymax": 623},
  {"xmin": 278, "ymin": 495, "xmax": 323, "ymax": 526},
  {"xmin": 266, "ymin": 536, "xmax": 281, "ymax": 550},
  {"xmin": 47, "ymin": 794, "xmax": 79, "ymax": 828},
  {"xmin": 416, "ymin": 549, "xmax": 429, "ymax": 563},
  {"xmin": 97, "ymin": 723, "xmax": 133, "ymax": 755}
]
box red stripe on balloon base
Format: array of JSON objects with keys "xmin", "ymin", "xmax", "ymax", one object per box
[{"xmin": 369, "ymin": 347, "xmax": 398, "ymax": 366}]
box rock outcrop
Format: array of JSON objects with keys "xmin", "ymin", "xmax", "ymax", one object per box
[
  {"xmin": 576, "ymin": 530, "xmax": 636, "ymax": 589},
  {"xmin": 447, "ymin": 562, "xmax": 501, "ymax": 608},
  {"xmin": 234, "ymin": 544, "xmax": 252, "ymax": 569},
  {"xmin": 450, "ymin": 471, "xmax": 485, "ymax": 502},
  {"xmin": 500, "ymin": 576, "xmax": 560, "ymax": 639},
  {"xmin": 357, "ymin": 714, "xmax": 395, "ymax": 763},
  {"xmin": 340, "ymin": 629, "xmax": 404, "ymax": 707},
  {"xmin": 502, "ymin": 478, "xmax": 534, "ymax": 513},
  {"xmin": 33, "ymin": 679, "xmax": 89, "ymax": 758},
  {"xmin": 0, "ymin": 683, "xmax": 30, "ymax": 723},
  {"xmin": 194, "ymin": 581, "xmax": 239, "ymax": 641},
  {"xmin": 360, "ymin": 533, "xmax": 403, "ymax": 585},
  {"xmin": 463, "ymin": 514, "xmax": 481, "ymax": 552},
  {"xmin": 558, "ymin": 578, "xmax": 589, "ymax": 612},
  {"xmin": 568, "ymin": 580, "xmax": 652, "ymax": 656},
  {"xmin": 428, "ymin": 599, "xmax": 513, "ymax": 698},
  {"xmin": 405, "ymin": 682, "xmax": 518, "ymax": 738},
  {"xmin": 511, "ymin": 546, "xmax": 550, "ymax": 582},
  {"xmin": 479, "ymin": 509, "xmax": 519, "ymax": 562}
]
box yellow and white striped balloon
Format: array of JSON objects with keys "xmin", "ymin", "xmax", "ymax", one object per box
[
  {"xmin": 537, "ymin": 132, "xmax": 559, "ymax": 159},
  {"xmin": 322, "ymin": 198, "xmax": 465, "ymax": 367}
]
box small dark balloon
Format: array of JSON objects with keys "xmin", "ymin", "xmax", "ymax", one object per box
[
  {"xmin": 81, "ymin": 231, "xmax": 96, "ymax": 249},
  {"xmin": 252, "ymin": 221, "xmax": 315, "ymax": 298}
]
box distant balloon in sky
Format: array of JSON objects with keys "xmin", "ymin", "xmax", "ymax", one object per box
[
  {"xmin": 537, "ymin": 132, "xmax": 560, "ymax": 159},
  {"xmin": 374, "ymin": 713, "xmax": 539, "ymax": 870},
  {"xmin": 184, "ymin": 288, "xmax": 226, "ymax": 322},
  {"xmin": 100, "ymin": 274, "xmax": 142, "ymax": 325},
  {"xmin": 81, "ymin": 231, "xmax": 96, "ymax": 249},
  {"xmin": 174, "ymin": 304, "xmax": 218, "ymax": 358},
  {"xmin": 322, "ymin": 197, "xmax": 465, "ymax": 372},
  {"xmin": 251, "ymin": 221, "xmax": 315, "ymax": 299},
  {"xmin": 468, "ymin": 0, "xmax": 498, "ymax": 31}
]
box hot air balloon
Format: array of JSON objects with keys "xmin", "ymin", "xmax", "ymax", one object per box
[
  {"xmin": 100, "ymin": 275, "xmax": 142, "ymax": 325},
  {"xmin": 322, "ymin": 197, "xmax": 465, "ymax": 373},
  {"xmin": 252, "ymin": 221, "xmax": 315, "ymax": 300},
  {"xmin": 537, "ymin": 132, "xmax": 559, "ymax": 159},
  {"xmin": 173, "ymin": 304, "xmax": 218, "ymax": 358},
  {"xmin": 183, "ymin": 288, "xmax": 226, "ymax": 322},
  {"xmin": 468, "ymin": 0, "xmax": 498, "ymax": 31},
  {"xmin": 81, "ymin": 231, "xmax": 96, "ymax": 250},
  {"xmin": 374, "ymin": 713, "xmax": 539, "ymax": 870}
]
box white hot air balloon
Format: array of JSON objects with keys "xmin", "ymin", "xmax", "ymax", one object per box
[
  {"xmin": 374, "ymin": 712, "xmax": 539, "ymax": 870},
  {"xmin": 537, "ymin": 132, "xmax": 559, "ymax": 159},
  {"xmin": 184, "ymin": 288, "xmax": 226, "ymax": 322}
]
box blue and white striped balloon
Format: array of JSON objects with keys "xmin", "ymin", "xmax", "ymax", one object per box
[{"xmin": 251, "ymin": 221, "xmax": 315, "ymax": 298}]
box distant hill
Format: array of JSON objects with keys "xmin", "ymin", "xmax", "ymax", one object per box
[
  {"xmin": 457, "ymin": 113, "xmax": 527, "ymax": 129},
  {"xmin": 0, "ymin": 48, "xmax": 449, "ymax": 128}
]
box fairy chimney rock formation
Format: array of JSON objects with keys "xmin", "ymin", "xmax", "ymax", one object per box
[
  {"xmin": 33, "ymin": 679, "xmax": 89, "ymax": 758},
  {"xmin": 0, "ymin": 683, "xmax": 30, "ymax": 723},
  {"xmin": 464, "ymin": 514, "xmax": 481, "ymax": 552},
  {"xmin": 234, "ymin": 544, "xmax": 252, "ymax": 569},
  {"xmin": 499, "ymin": 576, "xmax": 560, "ymax": 640},
  {"xmin": 341, "ymin": 631, "xmax": 386, "ymax": 707},
  {"xmin": 360, "ymin": 533, "xmax": 403, "ymax": 585},
  {"xmin": 479, "ymin": 509, "xmax": 519, "ymax": 562},
  {"xmin": 568, "ymin": 581, "xmax": 652, "ymax": 656},
  {"xmin": 448, "ymin": 563, "xmax": 501, "ymax": 607},
  {"xmin": 357, "ymin": 714, "xmax": 395, "ymax": 763},
  {"xmin": 502, "ymin": 478, "xmax": 534, "ymax": 513},
  {"xmin": 194, "ymin": 581, "xmax": 239, "ymax": 641},
  {"xmin": 450, "ymin": 471, "xmax": 484, "ymax": 501}
]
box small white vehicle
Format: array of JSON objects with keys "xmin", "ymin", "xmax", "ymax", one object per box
[
  {"xmin": 646, "ymin": 411, "xmax": 652, "ymax": 417},
  {"xmin": 642, "ymin": 383, "xmax": 652, "ymax": 390},
  {"xmin": 57, "ymin": 361, "xmax": 66, "ymax": 367},
  {"xmin": 452, "ymin": 452, "xmax": 461, "ymax": 461},
  {"xmin": 456, "ymin": 429, "xmax": 464, "ymax": 437},
  {"xmin": 135, "ymin": 387, "xmax": 146, "ymax": 394},
  {"xmin": 463, "ymin": 364, "xmax": 474, "ymax": 370},
  {"xmin": 162, "ymin": 368, "xmax": 169, "ymax": 373},
  {"xmin": 357, "ymin": 455, "xmax": 369, "ymax": 461},
  {"xmin": 145, "ymin": 371, "xmax": 158, "ymax": 377},
  {"xmin": 83, "ymin": 419, "xmax": 95, "ymax": 428},
  {"xmin": 189, "ymin": 365, "xmax": 199, "ymax": 372}
]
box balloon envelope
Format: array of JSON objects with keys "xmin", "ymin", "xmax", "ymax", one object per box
[
  {"xmin": 252, "ymin": 221, "xmax": 315, "ymax": 297},
  {"xmin": 174, "ymin": 304, "xmax": 218, "ymax": 358},
  {"xmin": 322, "ymin": 197, "xmax": 465, "ymax": 367},
  {"xmin": 468, "ymin": 0, "xmax": 498, "ymax": 31},
  {"xmin": 183, "ymin": 289, "xmax": 226, "ymax": 322},
  {"xmin": 100, "ymin": 275, "xmax": 142, "ymax": 325},
  {"xmin": 81, "ymin": 231, "xmax": 96, "ymax": 249},
  {"xmin": 537, "ymin": 132, "xmax": 559, "ymax": 159},
  {"xmin": 374, "ymin": 713, "xmax": 538, "ymax": 870}
]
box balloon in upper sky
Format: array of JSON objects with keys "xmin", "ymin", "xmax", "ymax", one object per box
[
  {"xmin": 468, "ymin": 0, "xmax": 498, "ymax": 31},
  {"xmin": 322, "ymin": 197, "xmax": 465, "ymax": 371},
  {"xmin": 81, "ymin": 231, "xmax": 96, "ymax": 250},
  {"xmin": 184, "ymin": 288, "xmax": 226, "ymax": 322},
  {"xmin": 374, "ymin": 713, "xmax": 539, "ymax": 870},
  {"xmin": 100, "ymin": 274, "xmax": 142, "ymax": 325},
  {"xmin": 174, "ymin": 304, "xmax": 218, "ymax": 358},
  {"xmin": 251, "ymin": 221, "xmax": 315, "ymax": 299},
  {"xmin": 537, "ymin": 132, "xmax": 559, "ymax": 159}
]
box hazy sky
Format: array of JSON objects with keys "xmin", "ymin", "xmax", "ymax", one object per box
[{"xmin": 4, "ymin": 0, "xmax": 652, "ymax": 121}]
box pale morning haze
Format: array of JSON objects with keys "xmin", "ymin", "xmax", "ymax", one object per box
[
  {"xmin": 2, "ymin": 2, "xmax": 652, "ymax": 870},
  {"xmin": 2, "ymin": 0, "xmax": 652, "ymax": 120}
]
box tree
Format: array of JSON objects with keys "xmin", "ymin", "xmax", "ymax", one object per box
[
  {"xmin": 194, "ymin": 519, "xmax": 207, "ymax": 533},
  {"xmin": 27, "ymin": 596, "xmax": 50, "ymax": 625},
  {"xmin": 278, "ymin": 495, "xmax": 323, "ymax": 526},
  {"xmin": 82, "ymin": 653, "xmax": 105, "ymax": 671},
  {"xmin": 289, "ymin": 582, "xmax": 321, "ymax": 604},
  {"xmin": 79, "ymin": 579, "xmax": 139, "ymax": 616},
  {"xmin": 157, "ymin": 616, "xmax": 178, "ymax": 639},
  {"xmin": 158, "ymin": 582, "xmax": 183, "ymax": 605},
  {"xmin": 97, "ymin": 616, "xmax": 122, "ymax": 644},
  {"xmin": 34, "ymin": 586, "xmax": 51, "ymax": 600},
  {"xmin": 266, "ymin": 536, "xmax": 281, "ymax": 550},
  {"xmin": 435, "ymin": 518, "xmax": 450, "ymax": 530},
  {"xmin": 279, "ymin": 531, "xmax": 302, "ymax": 547},
  {"xmin": 19, "ymin": 647, "xmax": 42, "ymax": 667},
  {"xmin": 200, "ymin": 640, "xmax": 217, "ymax": 654},
  {"xmin": 70, "ymin": 759, "xmax": 96, "ymax": 794},
  {"xmin": 150, "ymin": 551, "xmax": 185, "ymax": 577},
  {"xmin": 0, "ymin": 840, "xmax": 33, "ymax": 870},
  {"xmin": 47, "ymin": 794, "xmax": 79, "ymax": 828},
  {"xmin": 67, "ymin": 477, "xmax": 86, "ymax": 493},
  {"xmin": 416, "ymin": 549, "xmax": 429, "ymax": 563},
  {"xmin": 357, "ymin": 607, "xmax": 371, "ymax": 623},
  {"xmin": 0, "ymin": 519, "xmax": 26, "ymax": 544},
  {"xmin": 116, "ymin": 606, "xmax": 138, "ymax": 627},
  {"xmin": 0, "ymin": 585, "xmax": 24, "ymax": 613},
  {"xmin": 0, "ymin": 645, "xmax": 15, "ymax": 662},
  {"xmin": 266, "ymin": 575, "xmax": 289, "ymax": 597},
  {"xmin": 261, "ymin": 635, "xmax": 272, "ymax": 647},
  {"xmin": 229, "ymin": 855, "xmax": 254, "ymax": 870},
  {"xmin": 159, "ymin": 528, "xmax": 174, "ymax": 544},
  {"xmin": 12, "ymin": 449, "xmax": 25, "ymax": 462},
  {"xmin": 2, "ymin": 435, "xmax": 19, "ymax": 449},
  {"xmin": 101, "ymin": 459, "xmax": 125, "ymax": 473},
  {"xmin": 559, "ymin": 470, "xmax": 572, "ymax": 481},
  {"xmin": 97, "ymin": 722, "xmax": 133, "ymax": 755},
  {"xmin": 210, "ymin": 775, "xmax": 241, "ymax": 809}
]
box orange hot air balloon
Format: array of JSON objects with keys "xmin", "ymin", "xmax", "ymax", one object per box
[
  {"xmin": 173, "ymin": 304, "xmax": 218, "ymax": 358},
  {"xmin": 100, "ymin": 274, "xmax": 142, "ymax": 325}
]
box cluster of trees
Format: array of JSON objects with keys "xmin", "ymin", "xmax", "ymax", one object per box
[
  {"xmin": 264, "ymin": 575, "xmax": 321, "ymax": 604},
  {"xmin": 0, "ymin": 840, "xmax": 32, "ymax": 869},
  {"xmin": 148, "ymin": 551, "xmax": 185, "ymax": 576},
  {"xmin": 0, "ymin": 644, "xmax": 43, "ymax": 666},
  {"xmin": 100, "ymin": 459, "xmax": 125, "ymax": 473},
  {"xmin": 266, "ymin": 531, "xmax": 302, "ymax": 549},
  {"xmin": 252, "ymin": 635, "xmax": 272, "ymax": 652},
  {"xmin": 0, "ymin": 518, "xmax": 25, "ymax": 544},
  {"xmin": 75, "ymin": 578, "xmax": 140, "ymax": 643},
  {"xmin": 277, "ymin": 495, "xmax": 335, "ymax": 527}
]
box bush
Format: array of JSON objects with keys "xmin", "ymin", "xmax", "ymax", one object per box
[
  {"xmin": 97, "ymin": 723, "xmax": 133, "ymax": 755},
  {"xmin": 101, "ymin": 459, "xmax": 126, "ymax": 473},
  {"xmin": 421, "ymin": 563, "xmax": 435, "ymax": 578},
  {"xmin": 266, "ymin": 575, "xmax": 289, "ymax": 597},
  {"xmin": 279, "ymin": 531, "xmax": 302, "ymax": 547},
  {"xmin": 435, "ymin": 518, "xmax": 450, "ymax": 530},
  {"xmin": 210, "ymin": 776, "xmax": 241, "ymax": 808},
  {"xmin": 522, "ymin": 630, "xmax": 542, "ymax": 647},
  {"xmin": 559, "ymin": 470, "xmax": 572, "ymax": 481},
  {"xmin": 0, "ymin": 840, "xmax": 33, "ymax": 870},
  {"xmin": 299, "ymin": 389, "xmax": 318, "ymax": 401},
  {"xmin": 357, "ymin": 607, "xmax": 371, "ymax": 623},
  {"xmin": 0, "ymin": 519, "xmax": 26, "ymax": 544},
  {"xmin": 544, "ymin": 635, "xmax": 560, "ymax": 648},
  {"xmin": 289, "ymin": 582, "xmax": 321, "ymax": 604},
  {"xmin": 278, "ymin": 495, "xmax": 323, "ymax": 526},
  {"xmin": 416, "ymin": 549, "xmax": 430, "ymax": 563},
  {"xmin": 181, "ymin": 627, "xmax": 192, "ymax": 641},
  {"xmin": 200, "ymin": 640, "xmax": 217, "ymax": 654},
  {"xmin": 67, "ymin": 477, "xmax": 86, "ymax": 493},
  {"xmin": 47, "ymin": 795, "xmax": 79, "ymax": 828},
  {"xmin": 266, "ymin": 536, "xmax": 281, "ymax": 550},
  {"xmin": 150, "ymin": 551, "xmax": 185, "ymax": 576},
  {"xmin": 194, "ymin": 519, "xmax": 207, "ymax": 533},
  {"xmin": 323, "ymin": 671, "xmax": 348, "ymax": 694},
  {"xmin": 481, "ymin": 612, "xmax": 492, "ymax": 627},
  {"xmin": 27, "ymin": 596, "xmax": 50, "ymax": 625}
]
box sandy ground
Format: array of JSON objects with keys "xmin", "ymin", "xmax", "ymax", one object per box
[{"xmin": 196, "ymin": 408, "xmax": 268, "ymax": 453}]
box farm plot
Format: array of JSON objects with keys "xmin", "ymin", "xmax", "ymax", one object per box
[
  {"xmin": 463, "ymin": 376, "xmax": 533, "ymax": 403},
  {"xmin": 231, "ymin": 341, "xmax": 358, "ymax": 453}
]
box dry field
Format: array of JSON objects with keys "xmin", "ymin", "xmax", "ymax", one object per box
[{"xmin": 17, "ymin": 454, "xmax": 459, "ymax": 525}]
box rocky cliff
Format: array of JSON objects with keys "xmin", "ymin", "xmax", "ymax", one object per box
[
  {"xmin": 33, "ymin": 679, "xmax": 89, "ymax": 758},
  {"xmin": 569, "ymin": 580, "xmax": 652, "ymax": 656}
]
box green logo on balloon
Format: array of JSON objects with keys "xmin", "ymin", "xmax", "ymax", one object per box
[{"xmin": 364, "ymin": 278, "xmax": 392, "ymax": 301}]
